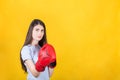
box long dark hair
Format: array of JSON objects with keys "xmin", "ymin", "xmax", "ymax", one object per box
[{"xmin": 20, "ymin": 19, "xmax": 47, "ymax": 72}]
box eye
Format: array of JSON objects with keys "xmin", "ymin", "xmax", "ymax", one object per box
[
  {"xmin": 41, "ymin": 29, "xmax": 44, "ymax": 32},
  {"xmin": 36, "ymin": 29, "xmax": 39, "ymax": 31}
]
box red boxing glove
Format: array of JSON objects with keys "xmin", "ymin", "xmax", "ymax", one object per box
[
  {"xmin": 35, "ymin": 43, "xmax": 56, "ymax": 72},
  {"xmin": 47, "ymin": 44, "xmax": 56, "ymax": 68},
  {"xmin": 35, "ymin": 44, "xmax": 51, "ymax": 72}
]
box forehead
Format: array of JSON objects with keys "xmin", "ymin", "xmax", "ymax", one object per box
[{"xmin": 33, "ymin": 24, "xmax": 44, "ymax": 29}]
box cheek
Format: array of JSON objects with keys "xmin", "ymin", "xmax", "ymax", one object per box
[
  {"xmin": 40, "ymin": 33, "xmax": 44, "ymax": 39},
  {"xmin": 41, "ymin": 33, "xmax": 44, "ymax": 37},
  {"xmin": 32, "ymin": 32, "xmax": 37, "ymax": 39}
]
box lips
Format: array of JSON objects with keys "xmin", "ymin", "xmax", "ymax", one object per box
[{"xmin": 38, "ymin": 36, "xmax": 41, "ymax": 38}]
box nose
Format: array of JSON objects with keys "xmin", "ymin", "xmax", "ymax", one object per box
[{"xmin": 38, "ymin": 31, "xmax": 41, "ymax": 35}]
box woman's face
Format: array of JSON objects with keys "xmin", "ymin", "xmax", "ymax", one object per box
[{"xmin": 32, "ymin": 24, "xmax": 44, "ymax": 42}]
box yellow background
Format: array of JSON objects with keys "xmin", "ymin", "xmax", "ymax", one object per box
[{"xmin": 0, "ymin": 0, "xmax": 120, "ymax": 80}]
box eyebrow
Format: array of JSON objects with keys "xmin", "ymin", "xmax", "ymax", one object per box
[
  {"xmin": 35, "ymin": 28, "xmax": 44, "ymax": 30},
  {"xmin": 41, "ymin": 28, "xmax": 44, "ymax": 30}
]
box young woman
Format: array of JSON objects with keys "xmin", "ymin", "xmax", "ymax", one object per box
[{"xmin": 20, "ymin": 19, "xmax": 55, "ymax": 80}]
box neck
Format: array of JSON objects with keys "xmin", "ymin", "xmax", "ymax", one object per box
[{"xmin": 31, "ymin": 40, "xmax": 38, "ymax": 46}]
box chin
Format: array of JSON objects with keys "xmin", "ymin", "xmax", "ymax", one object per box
[{"xmin": 38, "ymin": 38, "xmax": 42, "ymax": 41}]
